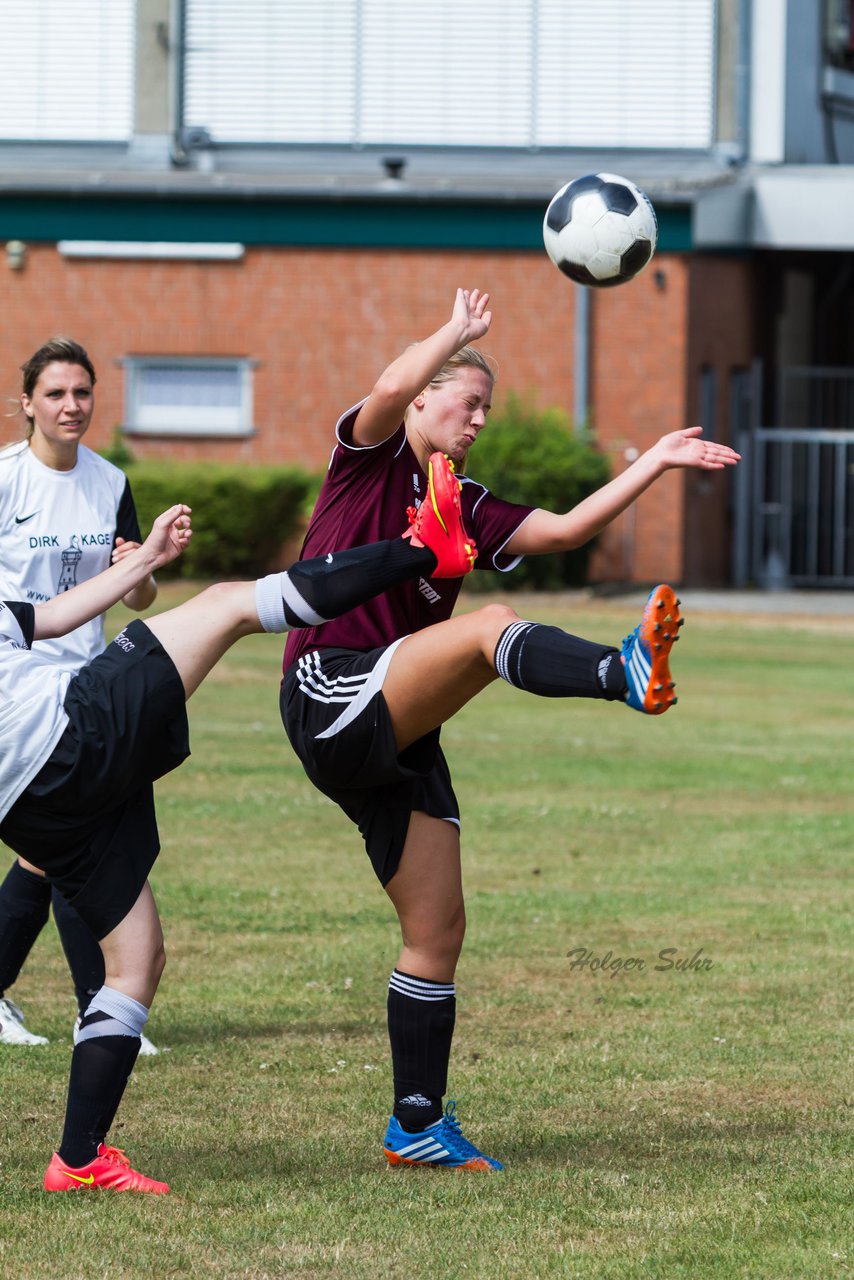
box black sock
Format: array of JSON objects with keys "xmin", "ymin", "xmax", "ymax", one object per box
[
  {"xmin": 59, "ymin": 1032, "xmax": 142, "ymax": 1166},
  {"xmin": 0, "ymin": 861, "xmax": 51, "ymax": 994},
  {"xmin": 58, "ymin": 987, "xmax": 147, "ymax": 1167},
  {"xmin": 388, "ymin": 969, "xmax": 456, "ymax": 1131},
  {"xmin": 283, "ymin": 540, "xmax": 437, "ymax": 628},
  {"xmin": 51, "ymin": 889, "xmax": 105, "ymax": 1016},
  {"xmin": 494, "ymin": 621, "xmax": 627, "ymax": 700}
]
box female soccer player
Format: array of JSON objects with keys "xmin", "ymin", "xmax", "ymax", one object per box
[
  {"xmin": 281, "ymin": 286, "xmax": 740, "ymax": 1171},
  {"xmin": 0, "ymin": 338, "xmax": 159, "ymax": 1054},
  {"xmin": 1, "ymin": 457, "xmax": 473, "ymax": 1193}
]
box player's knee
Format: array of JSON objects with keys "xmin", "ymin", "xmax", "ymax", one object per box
[
  {"xmin": 198, "ymin": 581, "xmax": 237, "ymax": 609},
  {"xmin": 475, "ymin": 602, "xmax": 520, "ymax": 635},
  {"xmin": 470, "ymin": 603, "xmax": 521, "ymax": 657},
  {"xmin": 401, "ymin": 900, "xmax": 466, "ymax": 963},
  {"xmin": 427, "ymin": 903, "xmax": 467, "ymax": 963}
]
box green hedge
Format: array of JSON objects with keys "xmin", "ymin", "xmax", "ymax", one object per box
[
  {"xmin": 116, "ymin": 461, "xmax": 315, "ymax": 578},
  {"xmin": 464, "ymin": 393, "xmax": 611, "ymax": 590}
]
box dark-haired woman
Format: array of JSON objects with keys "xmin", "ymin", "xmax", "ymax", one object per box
[{"xmin": 0, "ymin": 338, "xmax": 160, "ymax": 1053}]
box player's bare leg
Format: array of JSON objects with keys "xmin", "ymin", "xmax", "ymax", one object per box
[
  {"xmin": 98, "ymin": 881, "xmax": 165, "ymax": 1007},
  {"xmin": 381, "ymin": 604, "xmax": 517, "ymax": 749},
  {"xmin": 385, "ymin": 811, "xmax": 465, "ymax": 985},
  {"xmin": 143, "ymin": 582, "xmax": 260, "ymax": 699}
]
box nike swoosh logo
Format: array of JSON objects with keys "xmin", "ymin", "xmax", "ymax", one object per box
[
  {"xmin": 63, "ymin": 1171, "xmax": 95, "ymax": 1184},
  {"xmin": 14, "ymin": 512, "xmax": 39, "ymax": 525}
]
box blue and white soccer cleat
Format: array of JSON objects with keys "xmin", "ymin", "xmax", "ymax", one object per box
[
  {"xmin": 383, "ymin": 1100, "xmax": 503, "ymax": 1171},
  {"xmin": 621, "ymin": 584, "xmax": 683, "ymax": 714}
]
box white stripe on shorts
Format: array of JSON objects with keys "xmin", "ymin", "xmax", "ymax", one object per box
[
  {"xmin": 296, "ymin": 652, "xmax": 370, "ymax": 705},
  {"xmin": 304, "ymin": 637, "xmax": 407, "ymax": 741}
]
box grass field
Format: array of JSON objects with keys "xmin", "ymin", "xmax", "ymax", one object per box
[{"xmin": 0, "ymin": 587, "xmax": 851, "ymax": 1279}]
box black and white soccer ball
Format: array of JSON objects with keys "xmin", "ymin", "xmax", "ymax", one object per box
[{"xmin": 543, "ymin": 173, "xmax": 658, "ymax": 288}]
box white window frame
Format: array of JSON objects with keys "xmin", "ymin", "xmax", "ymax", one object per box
[{"xmin": 123, "ymin": 357, "xmax": 255, "ymax": 438}]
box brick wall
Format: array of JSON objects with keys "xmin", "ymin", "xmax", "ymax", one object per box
[
  {"xmin": 683, "ymin": 255, "xmax": 757, "ymax": 585},
  {"xmin": 0, "ymin": 245, "xmax": 576, "ymax": 464},
  {"xmin": 0, "ymin": 242, "xmax": 738, "ymax": 584},
  {"xmin": 588, "ymin": 255, "xmax": 689, "ymax": 584}
]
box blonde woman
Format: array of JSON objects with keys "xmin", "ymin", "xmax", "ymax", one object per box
[{"xmin": 281, "ymin": 287, "xmax": 740, "ymax": 1170}]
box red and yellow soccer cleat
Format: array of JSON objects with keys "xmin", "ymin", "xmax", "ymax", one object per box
[
  {"xmin": 44, "ymin": 1144, "xmax": 169, "ymax": 1194},
  {"xmin": 408, "ymin": 452, "xmax": 478, "ymax": 578}
]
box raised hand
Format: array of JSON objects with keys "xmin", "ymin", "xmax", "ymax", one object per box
[
  {"xmin": 652, "ymin": 427, "xmax": 741, "ymax": 472},
  {"xmin": 141, "ymin": 505, "xmax": 193, "ymax": 569},
  {"xmin": 451, "ymin": 287, "xmax": 492, "ymax": 344}
]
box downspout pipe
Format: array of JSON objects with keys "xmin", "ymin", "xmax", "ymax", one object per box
[{"xmin": 574, "ymin": 282, "xmax": 590, "ymax": 431}]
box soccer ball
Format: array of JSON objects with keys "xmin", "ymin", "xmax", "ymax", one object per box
[{"xmin": 543, "ymin": 173, "xmax": 658, "ymax": 288}]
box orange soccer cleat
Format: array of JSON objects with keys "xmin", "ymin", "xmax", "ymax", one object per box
[{"xmin": 621, "ymin": 583, "xmax": 683, "ymax": 714}]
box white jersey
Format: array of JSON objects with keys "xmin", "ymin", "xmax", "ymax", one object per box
[
  {"xmin": 0, "ymin": 442, "xmax": 141, "ymax": 673},
  {"xmin": 0, "ymin": 600, "xmax": 71, "ymax": 820}
]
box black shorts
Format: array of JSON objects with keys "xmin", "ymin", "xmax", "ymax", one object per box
[
  {"xmin": 281, "ymin": 644, "xmax": 459, "ymax": 886},
  {"xmin": 0, "ymin": 620, "xmax": 189, "ymax": 939}
]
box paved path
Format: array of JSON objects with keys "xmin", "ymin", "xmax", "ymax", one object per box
[{"xmin": 672, "ymin": 589, "xmax": 854, "ymax": 616}]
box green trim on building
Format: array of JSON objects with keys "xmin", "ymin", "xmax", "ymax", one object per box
[{"xmin": 0, "ymin": 193, "xmax": 694, "ymax": 252}]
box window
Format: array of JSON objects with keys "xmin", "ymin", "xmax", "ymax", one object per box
[
  {"xmin": 124, "ymin": 358, "xmax": 254, "ymax": 437},
  {"xmin": 0, "ymin": 0, "xmax": 135, "ymax": 142},
  {"xmin": 182, "ymin": 0, "xmax": 716, "ymax": 151},
  {"xmin": 825, "ymin": 0, "xmax": 854, "ymax": 72}
]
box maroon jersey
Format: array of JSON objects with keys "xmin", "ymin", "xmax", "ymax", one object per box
[{"xmin": 284, "ymin": 403, "xmax": 536, "ymax": 670}]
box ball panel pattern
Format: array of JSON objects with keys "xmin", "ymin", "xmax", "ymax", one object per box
[{"xmin": 543, "ymin": 173, "xmax": 658, "ymax": 288}]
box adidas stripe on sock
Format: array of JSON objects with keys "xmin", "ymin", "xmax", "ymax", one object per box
[
  {"xmin": 388, "ymin": 971, "xmax": 456, "ymax": 1002},
  {"xmin": 495, "ymin": 620, "xmax": 626, "ymax": 700}
]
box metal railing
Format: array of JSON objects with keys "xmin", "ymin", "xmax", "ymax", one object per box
[
  {"xmin": 734, "ymin": 364, "xmax": 854, "ymax": 587},
  {"xmin": 751, "ymin": 427, "xmax": 854, "ymax": 586}
]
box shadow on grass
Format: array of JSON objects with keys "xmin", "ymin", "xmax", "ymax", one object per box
[
  {"xmin": 500, "ymin": 1114, "xmax": 831, "ymax": 1171},
  {"xmin": 158, "ymin": 1017, "xmax": 381, "ymax": 1046}
]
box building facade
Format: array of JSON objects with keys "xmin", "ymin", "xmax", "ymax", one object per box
[{"xmin": 1, "ymin": 0, "xmax": 852, "ymax": 587}]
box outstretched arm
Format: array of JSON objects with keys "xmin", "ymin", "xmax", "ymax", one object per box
[
  {"xmin": 506, "ymin": 426, "xmax": 741, "ymax": 555},
  {"xmin": 352, "ymin": 288, "xmax": 492, "ymax": 447},
  {"xmin": 34, "ymin": 505, "xmax": 192, "ymax": 641}
]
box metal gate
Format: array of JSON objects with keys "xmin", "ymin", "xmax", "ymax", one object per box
[{"xmin": 732, "ymin": 364, "xmax": 854, "ymax": 588}]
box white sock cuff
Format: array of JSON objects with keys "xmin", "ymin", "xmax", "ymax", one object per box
[
  {"xmin": 84, "ymin": 985, "xmax": 149, "ymax": 1035},
  {"xmin": 254, "ymin": 574, "xmax": 288, "ymax": 633},
  {"xmin": 388, "ymin": 970, "xmax": 456, "ymax": 1002}
]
